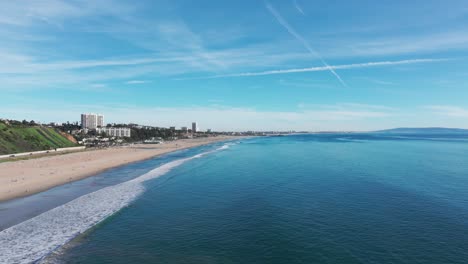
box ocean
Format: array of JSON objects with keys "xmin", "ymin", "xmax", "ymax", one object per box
[{"xmin": 2, "ymin": 134, "xmax": 468, "ymax": 263}]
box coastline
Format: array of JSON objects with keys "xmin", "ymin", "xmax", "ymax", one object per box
[{"xmin": 0, "ymin": 136, "xmax": 246, "ymax": 202}]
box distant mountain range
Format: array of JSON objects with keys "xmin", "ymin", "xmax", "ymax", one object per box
[{"xmin": 375, "ymin": 127, "xmax": 468, "ymax": 134}]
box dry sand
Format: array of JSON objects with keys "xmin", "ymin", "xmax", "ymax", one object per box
[{"xmin": 0, "ymin": 136, "xmax": 243, "ymax": 202}]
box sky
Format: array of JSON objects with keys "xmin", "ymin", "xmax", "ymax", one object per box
[{"xmin": 1, "ymin": 0, "xmax": 468, "ymax": 131}]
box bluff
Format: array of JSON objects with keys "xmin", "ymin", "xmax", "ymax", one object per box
[{"xmin": 0, "ymin": 121, "xmax": 77, "ymax": 155}]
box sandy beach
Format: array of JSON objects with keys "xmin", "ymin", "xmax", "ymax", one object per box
[{"xmin": 0, "ymin": 136, "xmax": 243, "ymax": 202}]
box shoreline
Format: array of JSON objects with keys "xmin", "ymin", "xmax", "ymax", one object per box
[{"xmin": 0, "ymin": 136, "xmax": 247, "ymax": 202}]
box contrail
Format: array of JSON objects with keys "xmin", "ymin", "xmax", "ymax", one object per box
[
  {"xmin": 265, "ymin": 2, "xmax": 347, "ymax": 87},
  {"xmin": 293, "ymin": 0, "xmax": 305, "ymax": 15},
  {"xmin": 175, "ymin": 58, "xmax": 447, "ymax": 80}
]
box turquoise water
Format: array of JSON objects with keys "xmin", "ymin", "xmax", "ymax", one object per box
[{"xmin": 52, "ymin": 134, "xmax": 468, "ymax": 263}]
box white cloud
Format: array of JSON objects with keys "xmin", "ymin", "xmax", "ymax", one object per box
[
  {"xmin": 339, "ymin": 103, "xmax": 397, "ymax": 111},
  {"xmin": 125, "ymin": 80, "xmax": 147, "ymax": 84},
  {"xmin": 0, "ymin": 44, "xmax": 326, "ymax": 90},
  {"xmin": 90, "ymin": 83, "xmax": 106, "ymax": 88},
  {"xmin": 425, "ymin": 105, "xmax": 468, "ymax": 117},
  {"xmin": 353, "ymin": 77, "xmax": 395, "ymax": 85},
  {"xmin": 0, "ymin": 0, "xmax": 135, "ymax": 26},
  {"xmin": 323, "ymin": 30, "xmax": 468, "ymax": 58},
  {"xmin": 0, "ymin": 53, "xmax": 179, "ymax": 74},
  {"xmin": 278, "ymin": 78, "xmax": 336, "ymax": 89}
]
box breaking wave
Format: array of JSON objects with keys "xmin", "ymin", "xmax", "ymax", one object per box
[{"xmin": 0, "ymin": 143, "xmax": 233, "ymax": 264}]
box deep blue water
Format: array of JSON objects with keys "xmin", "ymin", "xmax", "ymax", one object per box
[{"xmin": 51, "ymin": 134, "xmax": 468, "ymax": 263}]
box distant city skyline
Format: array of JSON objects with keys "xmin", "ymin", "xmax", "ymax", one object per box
[{"xmin": 1, "ymin": 1, "xmax": 468, "ymax": 131}]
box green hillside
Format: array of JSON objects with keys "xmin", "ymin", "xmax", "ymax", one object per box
[{"xmin": 0, "ymin": 122, "xmax": 77, "ymax": 155}]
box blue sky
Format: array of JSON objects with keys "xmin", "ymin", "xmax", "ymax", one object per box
[{"xmin": 1, "ymin": 0, "xmax": 468, "ymax": 131}]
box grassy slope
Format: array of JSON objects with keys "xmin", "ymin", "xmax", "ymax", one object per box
[{"xmin": 0, "ymin": 123, "xmax": 77, "ymax": 155}]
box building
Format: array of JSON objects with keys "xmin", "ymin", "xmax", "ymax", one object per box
[
  {"xmin": 181, "ymin": 126, "xmax": 188, "ymax": 132},
  {"xmin": 192, "ymin": 122, "xmax": 198, "ymax": 133},
  {"xmin": 81, "ymin": 114, "xmax": 95, "ymax": 129},
  {"xmin": 97, "ymin": 115, "xmax": 104, "ymax": 128},
  {"xmin": 207, "ymin": 129, "xmax": 212, "ymax": 133},
  {"xmin": 81, "ymin": 113, "xmax": 104, "ymax": 129},
  {"xmin": 143, "ymin": 137, "xmax": 163, "ymax": 144},
  {"xmin": 96, "ymin": 127, "xmax": 131, "ymax": 138}
]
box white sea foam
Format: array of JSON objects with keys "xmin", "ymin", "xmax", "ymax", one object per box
[{"xmin": 0, "ymin": 143, "xmax": 232, "ymax": 264}]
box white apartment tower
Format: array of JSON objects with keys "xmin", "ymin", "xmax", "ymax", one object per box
[
  {"xmin": 81, "ymin": 113, "xmax": 104, "ymax": 129},
  {"xmin": 192, "ymin": 122, "xmax": 198, "ymax": 133},
  {"xmin": 97, "ymin": 115, "xmax": 104, "ymax": 128}
]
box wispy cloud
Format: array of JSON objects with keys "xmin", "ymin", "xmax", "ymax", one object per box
[
  {"xmin": 125, "ymin": 80, "xmax": 147, "ymax": 84},
  {"xmin": 0, "ymin": 45, "xmax": 324, "ymax": 90},
  {"xmin": 178, "ymin": 58, "xmax": 447, "ymax": 79},
  {"xmin": 90, "ymin": 83, "xmax": 106, "ymax": 88},
  {"xmin": 355, "ymin": 77, "xmax": 395, "ymax": 85},
  {"xmin": 425, "ymin": 105, "xmax": 468, "ymax": 117},
  {"xmin": 327, "ymin": 103, "xmax": 397, "ymax": 111},
  {"xmin": 0, "ymin": 49, "xmax": 210, "ymax": 75},
  {"xmin": 266, "ymin": 2, "xmax": 347, "ymax": 87},
  {"xmin": 0, "ymin": 0, "xmax": 135, "ymax": 26},
  {"xmin": 278, "ymin": 78, "xmax": 335, "ymax": 89},
  {"xmin": 297, "ymin": 103, "xmax": 397, "ymax": 115},
  {"xmin": 322, "ymin": 30, "xmax": 468, "ymax": 58}
]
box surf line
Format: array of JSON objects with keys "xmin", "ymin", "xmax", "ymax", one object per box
[{"xmin": 0, "ymin": 143, "xmax": 234, "ymax": 264}]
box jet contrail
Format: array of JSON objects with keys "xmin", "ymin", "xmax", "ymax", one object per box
[
  {"xmin": 293, "ymin": 0, "xmax": 305, "ymax": 15},
  {"xmin": 175, "ymin": 58, "xmax": 447, "ymax": 80},
  {"xmin": 266, "ymin": 2, "xmax": 347, "ymax": 87}
]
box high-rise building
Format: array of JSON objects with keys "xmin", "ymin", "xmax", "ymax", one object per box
[
  {"xmin": 81, "ymin": 113, "xmax": 104, "ymax": 129},
  {"xmin": 97, "ymin": 115, "xmax": 104, "ymax": 128},
  {"xmin": 192, "ymin": 122, "xmax": 198, "ymax": 133}
]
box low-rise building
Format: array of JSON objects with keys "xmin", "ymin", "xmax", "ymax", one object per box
[
  {"xmin": 96, "ymin": 127, "xmax": 131, "ymax": 137},
  {"xmin": 144, "ymin": 137, "xmax": 163, "ymax": 144}
]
